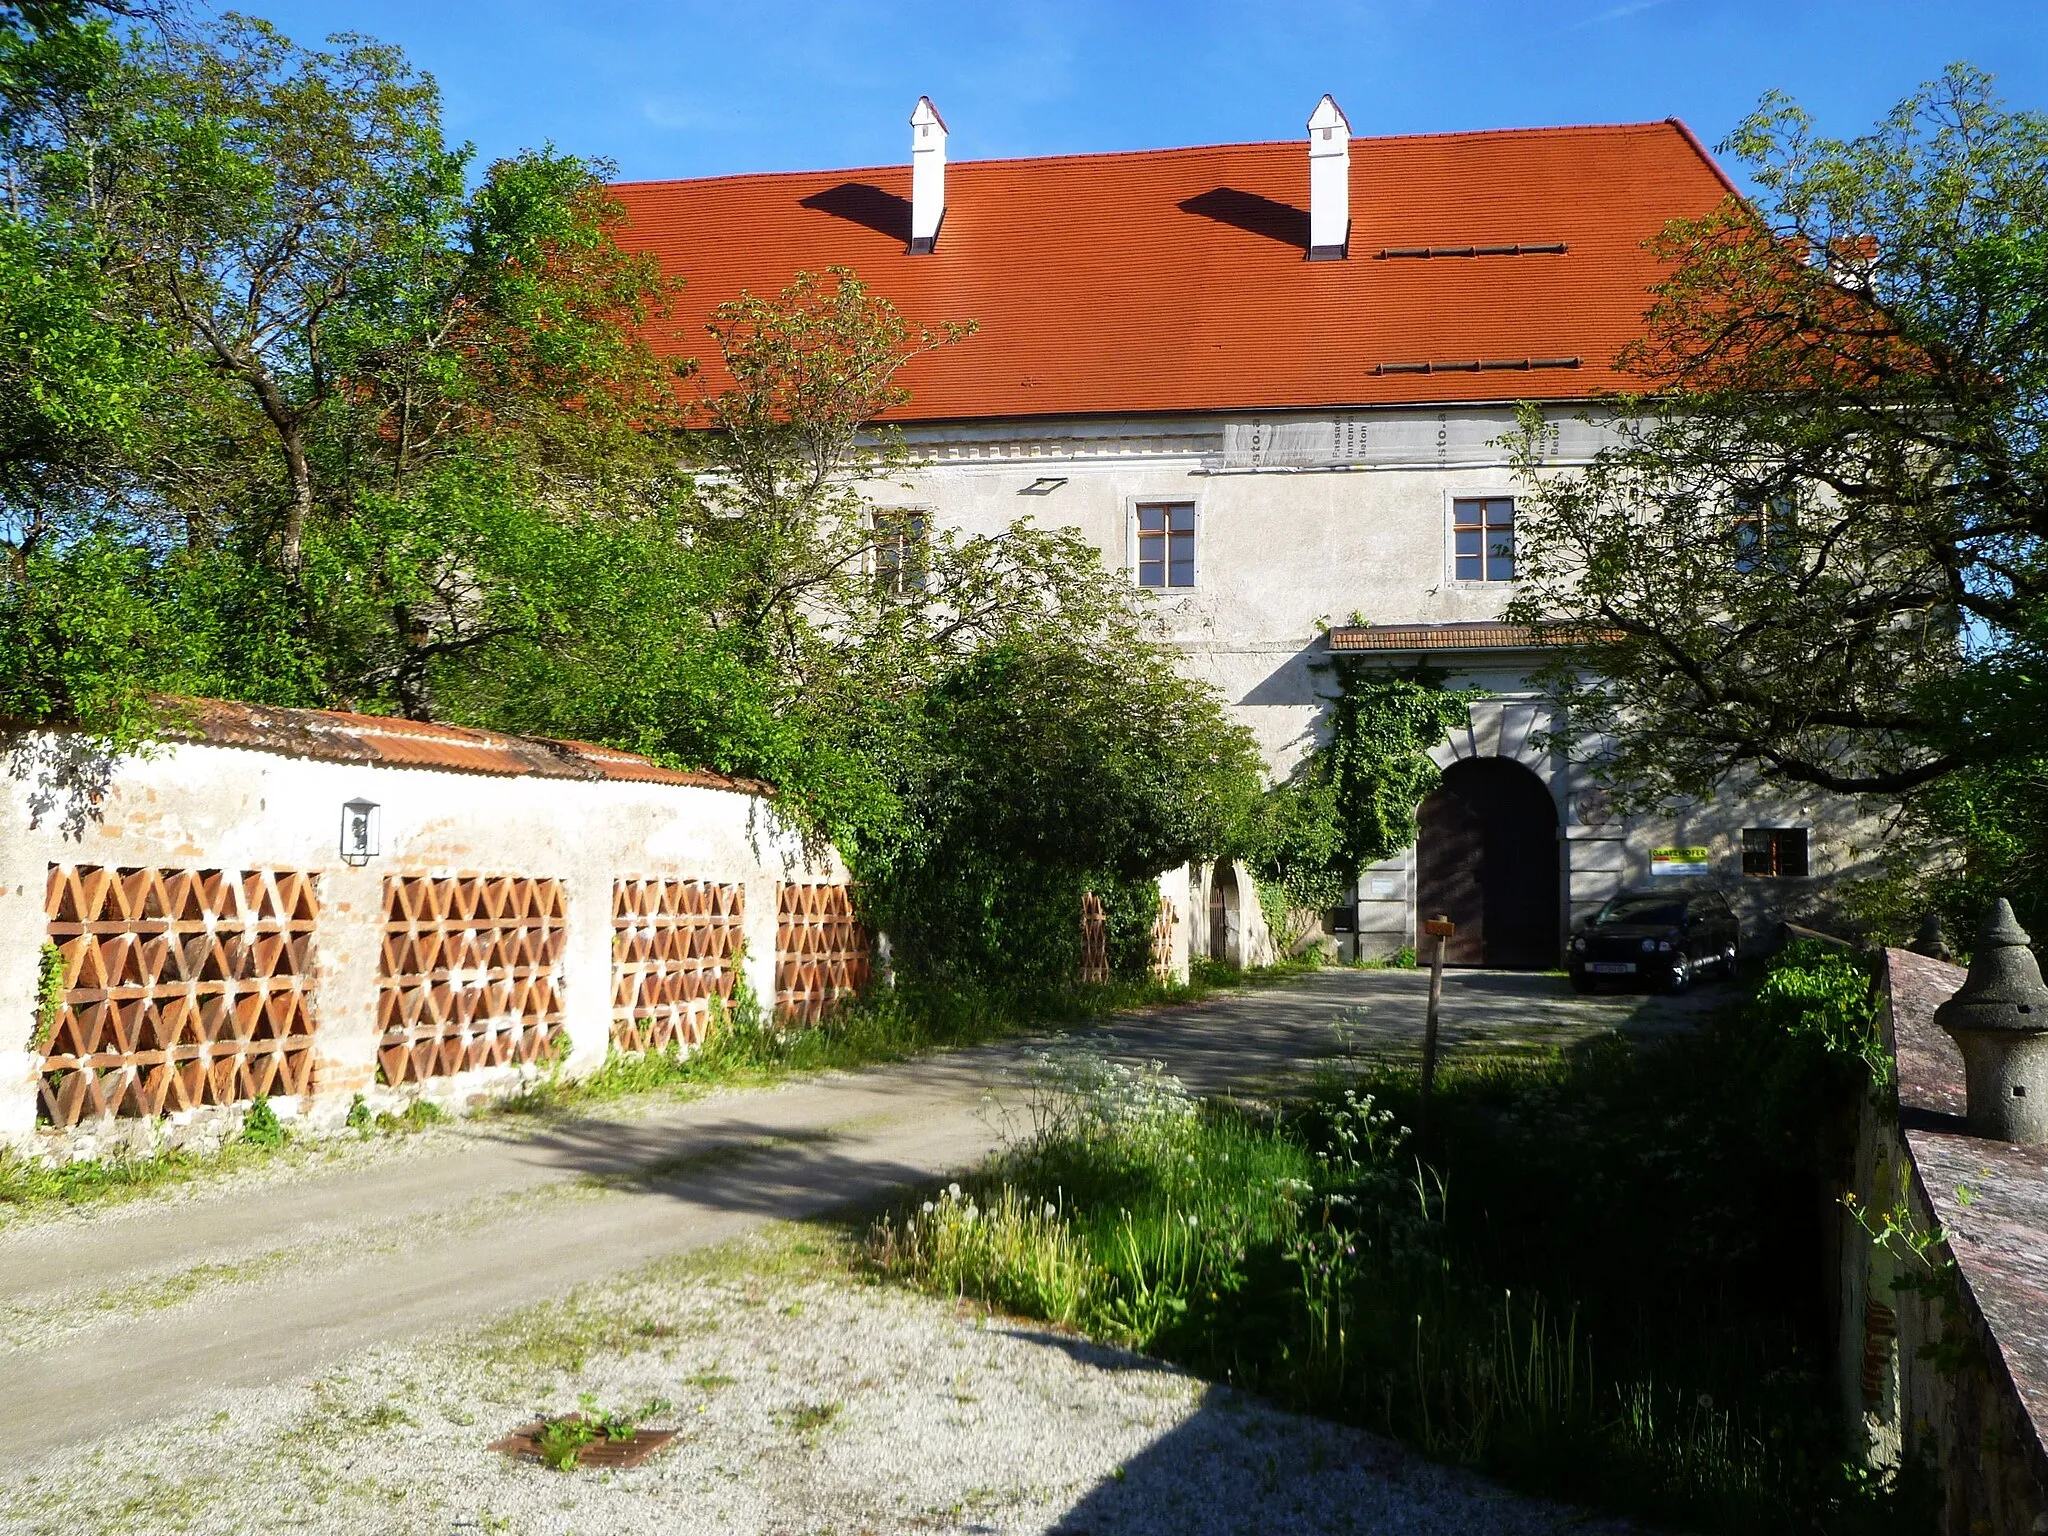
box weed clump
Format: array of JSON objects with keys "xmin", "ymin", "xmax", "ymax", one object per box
[{"xmin": 871, "ymin": 948, "xmax": 1922, "ymax": 1536}]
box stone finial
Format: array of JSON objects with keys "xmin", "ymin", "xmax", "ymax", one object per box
[
  {"xmin": 1909, "ymin": 911, "xmax": 1953, "ymax": 962},
  {"xmin": 1933, "ymin": 899, "xmax": 2048, "ymax": 1145}
]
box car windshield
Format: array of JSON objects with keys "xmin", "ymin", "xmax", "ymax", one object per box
[{"xmin": 1595, "ymin": 896, "xmax": 1688, "ymax": 927}]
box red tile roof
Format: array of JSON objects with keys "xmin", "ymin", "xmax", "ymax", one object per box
[
  {"xmin": 611, "ymin": 120, "xmax": 1737, "ymax": 424},
  {"xmin": 168, "ymin": 698, "xmax": 764, "ymax": 793}
]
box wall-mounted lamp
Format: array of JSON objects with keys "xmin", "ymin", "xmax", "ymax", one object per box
[
  {"xmin": 341, "ymin": 798, "xmax": 381, "ymax": 867},
  {"xmin": 1020, "ymin": 477, "xmax": 1069, "ymax": 495}
]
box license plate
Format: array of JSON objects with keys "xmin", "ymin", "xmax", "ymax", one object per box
[{"xmin": 1586, "ymin": 962, "xmax": 1636, "ymax": 975}]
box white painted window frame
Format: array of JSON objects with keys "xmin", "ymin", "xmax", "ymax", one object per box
[
  {"xmin": 1442, "ymin": 488, "xmax": 1520, "ymax": 587},
  {"xmin": 868, "ymin": 503, "xmax": 936, "ymax": 592},
  {"xmin": 1125, "ymin": 495, "xmax": 1202, "ymax": 592}
]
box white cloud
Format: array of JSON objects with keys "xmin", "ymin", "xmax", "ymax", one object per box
[{"xmin": 1571, "ymin": 0, "xmax": 1671, "ymax": 28}]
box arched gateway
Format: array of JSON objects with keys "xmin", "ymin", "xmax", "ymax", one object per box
[{"xmin": 1415, "ymin": 756, "xmax": 1560, "ymax": 968}]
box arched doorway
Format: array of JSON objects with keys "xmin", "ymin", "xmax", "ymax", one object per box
[
  {"xmin": 1415, "ymin": 758, "xmax": 1560, "ymax": 968},
  {"xmin": 1207, "ymin": 863, "xmax": 1239, "ymax": 963}
]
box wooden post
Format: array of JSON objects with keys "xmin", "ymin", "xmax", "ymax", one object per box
[{"xmin": 1420, "ymin": 915, "xmax": 1456, "ymax": 1124}]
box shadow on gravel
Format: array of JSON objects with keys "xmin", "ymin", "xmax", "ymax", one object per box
[
  {"xmin": 1034, "ymin": 1378, "xmax": 1521, "ymax": 1536},
  {"xmin": 459, "ymin": 970, "xmax": 1695, "ymax": 1223}
]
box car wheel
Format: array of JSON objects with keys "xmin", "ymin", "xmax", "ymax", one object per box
[{"xmin": 1570, "ymin": 971, "xmax": 1595, "ymax": 995}]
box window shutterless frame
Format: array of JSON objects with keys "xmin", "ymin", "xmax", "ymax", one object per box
[
  {"xmin": 871, "ymin": 507, "xmax": 931, "ymax": 597},
  {"xmin": 1129, "ymin": 500, "xmax": 1198, "ymax": 589},
  {"xmin": 1448, "ymin": 495, "xmax": 1516, "ymax": 583},
  {"xmin": 1741, "ymin": 827, "xmax": 1810, "ymax": 878}
]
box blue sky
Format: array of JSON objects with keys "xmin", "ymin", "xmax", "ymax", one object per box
[{"xmin": 243, "ymin": 1, "xmax": 2043, "ymax": 189}]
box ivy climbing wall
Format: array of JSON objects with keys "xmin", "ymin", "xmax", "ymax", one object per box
[
  {"xmin": 611, "ymin": 877, "xmax": 745, "ymax": 1053},
  {"xmin": 37, "ymin": 864, "xmax": 320, "ymax": 1129},
  {"xmin": 376, "ymin": 875, "xmax": 567, "ymax": 1087},
  {"xmin": 774, "ymin": 883, "xmax": 871, "ymax": 1024}
]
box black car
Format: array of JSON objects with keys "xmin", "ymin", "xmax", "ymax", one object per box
[{"xmin": 1567, "ymin": 888, "xmax": 1740, "ymax": 993}]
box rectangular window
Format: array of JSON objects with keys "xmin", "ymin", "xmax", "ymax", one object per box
[
  {"xmin": 872, "ymin": 509, "xmax": 927, "ymax": 596},
  {"xmin": 1136, "ymin": 502, "xmax": 1196, "ymax": 588},
  {"xmin": 1742, "ymin": 827, "xmax": 1810, "ymax": 878},
  {"xmin": 1452, "ymin": 497, "xmax": 1515, "ymax": 582},
  {"xmin": 1732, "ymin": 491, "xmax": 1795, "ymax": 574}
]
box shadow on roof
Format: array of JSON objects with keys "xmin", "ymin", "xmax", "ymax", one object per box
[
  {"xmin": 798, "ymin": 181, "xmax": 912, "ymax": 244},
  {"xmin": 1177, "ymin": 187, "xmax": 1309, "ymax": 251}
]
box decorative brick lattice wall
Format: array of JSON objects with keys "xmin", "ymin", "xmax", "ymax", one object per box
[
  {"xmin": 611, "ymin": 878, "xmax": 745, "ymax": 1053},
  {"xmin": 1150, "ymin": 895, "xmax": 1177, "ymax": 982},
  {"xmin": 377, "ymin": 875, "xmax": 566, "ymax": 1086},
  {"xmin": 1080, "ymin": 891, "xmax": 1110, "ymax": 984},
  {"xmin": 38, "ymin": 865, "xmax": 319, "ymax": 1128},
  {"xmin": 775, "ymin": 883, "xmax": 870, "ymax": 1024}
]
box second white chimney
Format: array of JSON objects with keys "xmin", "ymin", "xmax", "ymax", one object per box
[
  {"xmin": 910, "ymin": 96, "xmax": 947, "ymax": 254},
  {"xmin": 1307, "ymin": 94, "xmax": 1350, "ymax": 260}
]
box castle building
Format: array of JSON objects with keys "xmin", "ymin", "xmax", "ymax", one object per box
[{"xmin": 609, "ymin": 98, "xmax": 1879, "ymax": 967}]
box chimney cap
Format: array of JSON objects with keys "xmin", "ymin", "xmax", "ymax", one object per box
[
  {"xmin": 911, "ymin": 95, "xmax": 948, "ymax": 133},
  {"xmin": 1308, "ymin": 94, "xmax": 1351, "ymax": 134}
]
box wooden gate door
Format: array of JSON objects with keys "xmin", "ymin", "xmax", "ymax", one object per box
[{"xmin": 1415, "ymin": 758, "xmax": 1560, "ymax": 968}]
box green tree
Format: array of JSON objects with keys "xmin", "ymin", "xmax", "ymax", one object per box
[
  {"xmin": 1506, "ymin": 64, "xmax": 2048, "ymax": 805},
  {"xmin": 1, "ymin": 13, "xmax": 688, "ymax": 730}
]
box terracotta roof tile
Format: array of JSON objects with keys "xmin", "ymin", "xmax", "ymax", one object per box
[
  {"xmin": 166, "ymin": 698, "xmax": 762, "ymax": 794},
  {"xmin": 1329, "ymin": 623, "xmax": 1552, "ymax": 652},
  {"xmin": 611, "ymin": 120, "xmax": 1735, "ymax": 422}
]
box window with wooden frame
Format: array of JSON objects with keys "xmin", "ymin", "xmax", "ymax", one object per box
[
  {"xmin": 1731, "ymin": 490, "xmax": 1796, "ymax": 574},
  {"xmin": 871, "ymin": 509, "xmax": 928, "ymax": 596},
  {"xmin": 1135, "ymin": 502, "xmax": 1196, "ymax": 589},
  {"xmin": 1742, "ymin": 827, "xmax": 1810, "ymax": 878},
  {"xmin": 1452, "ymin": 497, "xmax": 1515, "ymax": 582}
]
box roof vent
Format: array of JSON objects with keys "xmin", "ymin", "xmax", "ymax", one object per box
[
  {"xmin": 1307, "ymin": 94, "xmax": 1350, "ymax": 261},
  {"xmin": 909, "ymin": 96, "xmax": 946, "ymax": 254}
]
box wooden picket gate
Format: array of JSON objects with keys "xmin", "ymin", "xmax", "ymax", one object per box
[
  {"xmin": 775, "ymin": 883, "xmax": 871, "ymax": 1024},
  {"xmin": 611, "ymin": 877, "xmax": 745, "ymax": 1053},
  {"xmin": 376, "ymin": 874, "xmax": 566, "ymax": 1086},
  {"xmin": 37, "ymin": 864, "xmax": 320, "ymax": 1128},
  {"xmin": 1079, "ymin": 891, "xmax": 1110, "ymax": 984}
]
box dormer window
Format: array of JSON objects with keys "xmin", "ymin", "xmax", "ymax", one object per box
[{"xmin": 1135, "ymin": 502, "xmax": 1196, "ymax": 588}]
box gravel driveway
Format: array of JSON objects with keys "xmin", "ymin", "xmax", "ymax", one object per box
[
  {"xmin": 0, "ymin": 968, "xmax": 1694, "ymax": 1532},
  {"xmin": 0, "ymin": 1225, "xmax": 1631, "ymax": 1535}
]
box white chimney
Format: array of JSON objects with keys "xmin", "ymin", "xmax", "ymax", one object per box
[
  {"xmin": 1307, "ymin": 94, "xmax": 1351, "ymax": 261},
  {"xmin": 909, "ymin": 96, "xmax": 947, "ymax": 254}
]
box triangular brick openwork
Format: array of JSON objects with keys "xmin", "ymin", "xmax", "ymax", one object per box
[
  {"xmin": 1079, "ymin": 891, "xmax": 1110, "ymax": 985},
  {"xmin": 37, "ymin": 864, "xmax": 320, "ymax": 1128},
  {"xmin": 376, "ymin": 875, "xmax": 566, "ymax": 1086},
  {"xmin": 610, "ymin": 877, "xmax": 745, "ymax": 1054},
  {"xmin": 774, "ymin": 882, "xmax": 872, "ymax": 1025},
  {"xmin": 1150, "ymin": 895, "xmax": 1177, "ymax": 982}
]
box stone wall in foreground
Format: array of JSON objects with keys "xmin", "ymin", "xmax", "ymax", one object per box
[{"xmin": 1839, "ymin": 948, "xmax": 2048, "ymax": 1533}]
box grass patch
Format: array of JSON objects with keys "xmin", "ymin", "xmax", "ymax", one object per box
[{"xmin": 868, "ymin": 946, "xmax": 1926, "ymax": 1535}]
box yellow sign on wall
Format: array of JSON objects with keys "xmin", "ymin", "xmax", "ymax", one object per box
[{"xmin": 1650, "ymin": 846, "xmax": 1712, "ymax": 877}]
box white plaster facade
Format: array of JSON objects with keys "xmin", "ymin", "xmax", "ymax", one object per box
[
  {"xmin": 0, "ymin": 733, "xmax": 841, "ymax": 1148},
  {"xmin": 866, "ymin": 404, "xmax": 1889, "ymax": 961}
]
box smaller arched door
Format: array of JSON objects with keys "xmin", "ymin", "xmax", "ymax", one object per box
[{"xmin": 1415, "ymin": 758, "xmax": 1560, "ymax": 968}]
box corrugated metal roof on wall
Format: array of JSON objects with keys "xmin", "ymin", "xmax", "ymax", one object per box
[
  {"xmin": 172, "ymin": 698, "xmax": 763, "ymax": 793},
  {"xmin": 610, "ymin": 120, "xmax": 1736, "ymax": 424}
]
